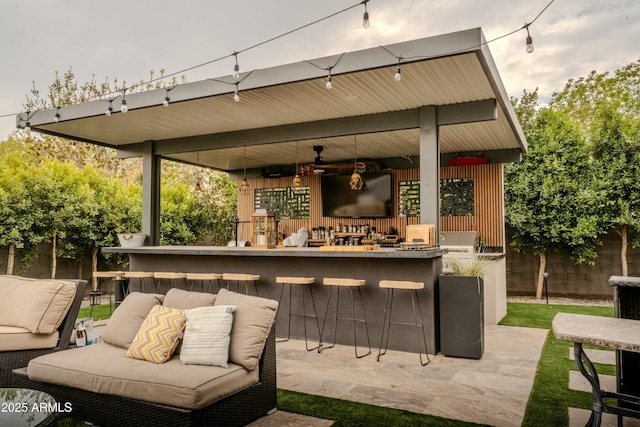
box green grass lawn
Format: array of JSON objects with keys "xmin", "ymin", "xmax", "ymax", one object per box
[
  {"xmin": 500, "ymin": 303, "xmax": 614, "ymax": 427},
  {"xmin": 65, "ymin": 301, "xmax": 616, "ymax": 427}
]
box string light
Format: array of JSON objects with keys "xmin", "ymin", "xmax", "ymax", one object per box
[
  {"xmin": 106, "ymin": 100, "xmax": 113, "ymax": 116},
  {"xmin": 350, "ymin": 135, "xmax": 363, "ymax": 190},
  {"xmin": 194, "ymin": 151, "xmax": 202, "ymax": 191},
  {"xmin": 525, "ymin": 24, "xmax": 534, "ymax": 53},
  {"xmin": 232, "ymin": 52, "xmax": 240, "ymax": 81},
  {"xmin": 163, "ymin": 85, "xmax": 176, "ymax": 107},
  {"xmin": 326, "ymin": 72, "xmax": 333, "ymax": 90},
  {"xmin": 53, "ymin": 106, "xmax": 60, "ymax": 122},
  {"xmin": 394, "ymin": 57, "xmax": 403, "ymax": 81},
  {"xmin": 120, "ymin": 90, "xmax": 128, "ymax": 113},
  {"xmin": 234, "ymin": 83, "xmax": 240, "ymax": 102},
  {"xmin": 24, "ymin": 114, "xmax": 31, "ymax": 136},
  {"xmin": 362, "ymin": 0, "xmax": 370, "ymax": 29}
]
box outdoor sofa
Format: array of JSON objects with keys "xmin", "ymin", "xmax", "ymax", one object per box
[
  {"xmin": 12, "ymin": 287, "xmax": 279, "ymax": 427},
  {"xmin": 0, "ymin": 275, "xmax": 86, "ymax": 387}
]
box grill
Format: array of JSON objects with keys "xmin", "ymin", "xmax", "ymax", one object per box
[{"xmin": 441, "ymin": 231, "xmax": 477, "ymax": 273}]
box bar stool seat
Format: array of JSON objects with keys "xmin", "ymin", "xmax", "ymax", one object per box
[
  {"xmin": 276, "ymin": 277, "xmax": 320, "ymax": 351},
  {"xmin": 91, "ymin": 271, "xmax": 125, "ymax": 316},
  {"xmin": 320, "ymin": 277, "xmax": 371, "ymax": 358},
  {"xmin": 186, "ymin": 273, "xmax": 223, "ymax": 293},
  {"xmin": 377, "ymin": 279, "xmax": 430, "ymax": 366},
  {"xmin": 123, "ymin": 271, "xmax": 156, "ymax": 295},
  {"xmin": 154, "ymin": 272, "xmax": 188, "ymax": 293},
  {"xmin": 223, "ymin": 273, "xmax": 260, "ymax": 296}
]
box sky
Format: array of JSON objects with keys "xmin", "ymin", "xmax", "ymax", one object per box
[{"xmin": 0, "ymin": 0, "xmax": 639, "ymax": 140}]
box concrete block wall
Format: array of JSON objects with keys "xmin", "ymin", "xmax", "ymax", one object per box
[{"xmin": 506, "ymin": 228, "xmax": 640, "ymax": 299}]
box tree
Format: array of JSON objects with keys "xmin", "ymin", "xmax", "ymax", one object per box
[
  {"xmin": 505, "ymin": 108, "xmax": 606, "ymax": 298},
  {"xmin": 550, "ymin": 60, "xmax": 640, "ymax": 276},
  {"xmin": 590, "ymin": 107, "xmax": 640, "ymax": 275}
]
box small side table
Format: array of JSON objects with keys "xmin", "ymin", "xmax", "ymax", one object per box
[
  {"xmin": 0, "ymin": 387, "xmax": 62, "ymax": 426},
  {"xmin": 552, "ymin": 313, "xmax": 640, "ymax": 426}
]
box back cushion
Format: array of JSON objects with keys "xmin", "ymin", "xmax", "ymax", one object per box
[
  {"xmin": 163, "ymin": 288, "xmax": 217, "ymax": 310},
  {"xmin": 213, "ymin": 289, "xmax": 278, "ymax": 371},
  {"xmin": 0, "ymin": 275, "xmax": 76, "ymax": 334},
  {"xmin": 102, "ymin": 292, "xmax": 165, "ymax": 349}
]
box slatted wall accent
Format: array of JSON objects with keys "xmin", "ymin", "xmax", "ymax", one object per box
[
  {"xmin": 237, "ymin": 164, "xmax": 504, "ymax": 247},
  {"xmin": 440, "ymin": 163, "xmax": 504, "ymax": 247}
]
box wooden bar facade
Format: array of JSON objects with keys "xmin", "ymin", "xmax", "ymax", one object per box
[{"xmin": 237, "ymin": 164, "xmax": 504, "ymax": 247}]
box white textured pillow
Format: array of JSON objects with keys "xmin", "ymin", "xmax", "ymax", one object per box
[{"xmin": 180, "ymin": 305, "xmax": 236, "ymax": 368}]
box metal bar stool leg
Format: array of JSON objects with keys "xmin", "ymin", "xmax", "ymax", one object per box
[
  {"xmin": 377, "ymin": 288, "xmax": 393, "ymax": 361},
  {"xmin": 354, "ymin": 287, "xmax": 371, "ymax": 358},
  {"xmin": 411, "ymin": 289, "xmax": 431, "ymax": 366},
  {"xmin": 301, "ymin": 284, "xmax": 320, "ymax": 351},
  {"xmin": 276, "ymin": 283, "xmax": 292, "ymax": 343},
  {"xmin": 319, "ymin": 286, "xmax": 337, "ymax": 353}
]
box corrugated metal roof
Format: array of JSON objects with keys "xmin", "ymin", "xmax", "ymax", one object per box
[{"xmin": 21, "ymin": 28, "xmax": 526, "ymax": 172}]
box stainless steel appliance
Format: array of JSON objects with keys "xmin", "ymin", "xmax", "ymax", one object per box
[{"xmin": 440, "ymin": 231, "xmax": 477, "ymax": 274}]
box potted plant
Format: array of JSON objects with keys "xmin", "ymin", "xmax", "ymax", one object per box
[{"xmin": 439, "ymin": 253, "xmax": 487, "ymax": 359}]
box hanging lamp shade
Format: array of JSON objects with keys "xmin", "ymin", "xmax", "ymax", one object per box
[
  {"xmin": 350, "ymin": 172, "xmax": 363, "ymax": 190},
  {"xmin": 240, "ymin": 178, "xmax": 250, "ymax": 195}
]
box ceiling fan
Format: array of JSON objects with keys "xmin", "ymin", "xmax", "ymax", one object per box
[{"xmin": 304, "ymin": 145, "xmax": 365, "ymax": 175}]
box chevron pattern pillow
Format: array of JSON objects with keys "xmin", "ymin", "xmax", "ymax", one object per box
[{"xmin": 126, "ymin": 305, "xmax": 187, "ymax": 364}]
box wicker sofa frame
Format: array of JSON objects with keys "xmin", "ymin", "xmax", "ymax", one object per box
[
  {"xmin": 0, "ymin": 279, "xmax": 87, "ymax": 387},
  {"xmin": 12, "ymin": 324, "xmax": 277, "ymax": 427}
]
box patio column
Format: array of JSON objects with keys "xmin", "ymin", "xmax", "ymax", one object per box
[
  {"xmin": 419, "ymin": 106, "xmax": 440, "ymax": 241},
  {"xmin": 141, "ymin": 141, "xmax": 161, "ymax": 245}
]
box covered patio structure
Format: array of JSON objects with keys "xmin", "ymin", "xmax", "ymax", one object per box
[{"xmin": 16, "ymin": 27, "xmax": 527, "ymax": 246}]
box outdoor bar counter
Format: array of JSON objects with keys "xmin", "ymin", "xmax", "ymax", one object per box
[{"xmin": 103, "ymin": 246, "xmax": 444, "ymax": 354}]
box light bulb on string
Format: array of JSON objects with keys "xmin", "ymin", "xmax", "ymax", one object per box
[
  {"xmin": 25, "ymin": 121, "xmax": 31, "ymax": 136},
  {"xmin": 362, "ymin": 1, "xmax": 370, "ymax": 29},
  {"xmin": 163, "ymin": 96, "xmax": 170, "ymax": 107},
  {"xmin": 54, "ymin": 107, "xmax": 60, "ymax": 122},
  {"xmin": 120, "ymin": 89, "xmax": 128, "ymax": 113},
  {"xmin": 106, "ymin": 100, "xmax": 113, "ymax": 116},
  {"xmin": 234, "ymin": 84, "xmax": 240, "ymax": 102},
  {"xmin": 394, "ymin": 66, "xmax": 401, "ymax": 81},
  {"xmin": 232, "ymin": 52, "xmax": 240, "ymax": 81},
  {"xmin": 326, "ymin": 74, "xmax": 333, "ymax": 90},
  {"xmin": 525, "ymin": 25, "xmax": 534, "ymax": 53}
]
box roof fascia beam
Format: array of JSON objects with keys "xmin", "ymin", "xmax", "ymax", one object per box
[{"xmin": 118, "ymin": 99, "xmax": 497, "ymax": 159}]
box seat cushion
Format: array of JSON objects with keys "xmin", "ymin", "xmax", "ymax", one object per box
[
  {"xmin": 126, "ymin": 305, "xmax": 186, "ymax": 364},
  {"xmin": 0, "ymin": 275, "xmax": 76, "ymax": 334},
  {"xmin": 180, "ymin": 306, "xmax": 235, "ymax": 368},
  {"xmin": 27, "ymin": 343, "xmax": 259, "ymax": 410},
  {"xmin": 102, "ymin": 292, "xmax": 165, "ymax": 349},
  {"xmin": 213, "ymin": 289, "xmax": 278, "ymax": 371},
  {"xmin": 0, "ymin": 325, "xmax": 59, "ymax": 351}
]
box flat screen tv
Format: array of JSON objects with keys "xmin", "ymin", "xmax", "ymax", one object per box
[{"xmin": 321, "ymin": 174, "xmax": 392, "ymax": 218}]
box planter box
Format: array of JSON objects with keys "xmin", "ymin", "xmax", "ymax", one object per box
[
  {"xmin": 439, "ymin": 275, "xmax": 484, "ymax": 359},
  {"xmin": 117, "ymin": 233, "xmax": 147, "ymax": 247}
]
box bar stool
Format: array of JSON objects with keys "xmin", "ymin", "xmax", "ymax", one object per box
[
  {"xmin": 319, "ymin": 278, "xmax": 371, "ymax": 358},
  {"xmin": 223, "ymin": 273, "xmax": 260, "ymax": 296},
  {"xmin": 123, "ymin": 271, "xmax": 156, "ymax": 294},
  {"xmin": 186, "ymin": 273, "xmax": 223, "ymax": 293},
  {"xmin": 91, "ymin": 271, "xmax": 125, "ymax": 316},
  {"xmin": 276, "ymin": 276, "xmax": 321, "ymax": 351},
  {"xmin": 377, "ymin": 280, "xmax": 430, "ymax": 366},
  {"xmin": 154, "ymin": 272, "xmax": 188, "ymax": 293}
]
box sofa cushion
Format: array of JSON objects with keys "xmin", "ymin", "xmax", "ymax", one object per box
[
  {"xmin": 0, "ymin": 325, "xmax": 59, "ymax": 351},
  {"xmin": 213, "ymin": 289, "xmax": 278, "ymax": 371},
  {"xmin": 102, "ymin": 292, "xmax": 165, "ymax": 349},
  {"xmin": 27, "ymin": 343, "xmax": 259, "ymax": 410},
  {"xmin": 0, "ymin": 275, "xmax": 76, "ymax": 334},
  {"xmin": 180, "ymin": 305, "xmax": 235, "ymax": 368},
  {"xmin": 163, "ymin": 288, "xmax": 217, "ymax": 310},
  {"xmin": 126, "ymin": 305, "xmax": 186, "ymax": 364}
]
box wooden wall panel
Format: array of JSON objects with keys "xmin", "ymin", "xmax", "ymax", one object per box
[{"xmin": 237, "ymin": 164, "xmax": 504, "ymax": 247}]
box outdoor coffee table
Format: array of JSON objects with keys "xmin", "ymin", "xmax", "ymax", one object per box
[
  {"xmin": 553, "ymin": 313, "xmax": 640, "ymax": 427},
  {"xmin": 0, "ymin": 387, "xmax": 63, "ymax": 426}
]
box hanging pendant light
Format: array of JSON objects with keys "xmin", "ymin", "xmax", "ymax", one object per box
[
  {"xmin": 292, "ymin": 141, "xmax": 303, "ymax": 192},
  {"xmin": 194, "ymin": 151, "xmax": 202, "ymax": 191},
  {"xmin": 350, "ymin": 135, "xmax": 363, "ymax": 190},
  {"xmin": 240, "ymin": 146, "xmax": 250, "ymax": 196}
]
